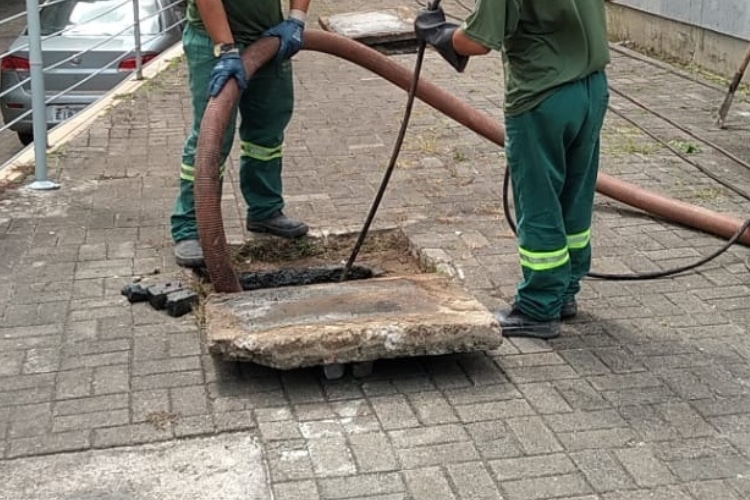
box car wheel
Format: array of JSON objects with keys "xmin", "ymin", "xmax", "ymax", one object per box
[{"xmin": 17, "ymin": 132, "xmax": 33, "ymax": 146}]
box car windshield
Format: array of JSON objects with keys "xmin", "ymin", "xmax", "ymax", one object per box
[{"xmin": 40, "ymin": 0, "xmax": 161, "ymax": 36}]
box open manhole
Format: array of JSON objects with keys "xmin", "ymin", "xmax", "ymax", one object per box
[{"xmin": 229, "ymin": 228, "xmax": 428, "ymax": 290}]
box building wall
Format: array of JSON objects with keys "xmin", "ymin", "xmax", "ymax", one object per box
[{"xmin": 611, "ymin": 0, "xmax": 750, "ymax": 41}]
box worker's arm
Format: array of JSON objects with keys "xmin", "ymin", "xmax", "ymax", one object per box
[
  {"xmin": 452, "ymin": 29, "xmax": 491, "ymax": 56},
  {"xmin": 195, "ymin": 0, "xmax": 234, "ymax": 45},
  {"xmin": 195, "ymin": 0, "xmax": 246, "ymax": 97},
  {"xmin": 264, "ymin": 0, "xmax": 312, "ymax": 60}
]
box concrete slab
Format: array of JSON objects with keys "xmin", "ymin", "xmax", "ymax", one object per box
[
  {"xmin": 0, "ymin": 434, "xmax": 269, "ymax": 500},
  {"xmin": 206, "ymin": 274, "xmax": 501, "ymax": 369},
  {"xmin": 318, "ymin": 7, "xmax": 417, "ymax": 46}
]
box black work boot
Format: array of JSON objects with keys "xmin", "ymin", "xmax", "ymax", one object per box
[
  {"xmin": 494, "ymin": 306, "xmax": 561, "ymax": 340},
  {"xmin": 246, "ymin": 211, "xmax": 309, "ymax": 239},
  {"xmin": 561, "ymin": 300, "xmax": 578, "ymax": 320}
]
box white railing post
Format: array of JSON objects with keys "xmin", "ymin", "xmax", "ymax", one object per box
[
  {"xmin": 26, "ymin": 0, "xmax": 60, "ymax": 190},
  {"xmin": 133, "ymin": 0, "xmax": 144, "ymax": 80}
]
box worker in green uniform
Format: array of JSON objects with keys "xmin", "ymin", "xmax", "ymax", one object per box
[
  {"xmin": 171, "ymin": 0, "xmax": 312, "ymax": 267},
  {"xmin": 415, "ymin": 0, "xmax": 611, "ymax": 339}
]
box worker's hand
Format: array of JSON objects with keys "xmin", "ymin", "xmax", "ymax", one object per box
[
  {"xmin": 414, "ymin": 8, "xmax": 469, "ymax": 73},
  {"xmin": 208, "ymin": 52, "xmax": 247, "ymax": 98},
  {"xmin": 263, "ymin": 18, "xmax": 305, "ymax": 61}
]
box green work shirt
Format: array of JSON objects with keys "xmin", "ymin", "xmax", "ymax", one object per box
[
  {"xmin": 186, "ymin": 0, "xmax": 283, "ymax": 45},
  {"xmin": 462, "ymin": 0, "xmax": 611, "ymax": 116}
]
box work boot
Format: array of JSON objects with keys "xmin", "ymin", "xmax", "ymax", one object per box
[
  {"xmin": 174, "ymin": 239, "xmax": 205, "ymax": 268},
  {"xmin": 494, "ymin": 306, "xmax": 561, "ymax": 340},
  {"xmin": 561, "ymin": 300, "xmax": 578, "ymax": 320},
  {"xmin": 247, "ymin": 211, "xmax": 309, "ymax": 239}
]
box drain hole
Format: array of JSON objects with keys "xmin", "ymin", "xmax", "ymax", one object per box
[{"xmin": 239, "ymin": 264, "xmax": 378, "ymax": 291}]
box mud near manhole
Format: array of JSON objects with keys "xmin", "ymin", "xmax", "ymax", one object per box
[{"xmin": 229, "ymin": 228, "xmax": 427, "ymax": 290}]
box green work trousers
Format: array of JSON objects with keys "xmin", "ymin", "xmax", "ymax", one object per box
[
  {"xmin": 171, "ymin": 24, "xmax": 294, "ymax": 243},
  {"xmin": 506, "ymin": 71, "xmax": 609, "ymax": 321}
]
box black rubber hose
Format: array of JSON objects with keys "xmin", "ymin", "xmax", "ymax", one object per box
[{"xmin": 502, "ymin": 167, "xmax": 750, "ymax": 280}]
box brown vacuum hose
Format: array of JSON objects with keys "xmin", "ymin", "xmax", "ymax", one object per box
[{"xmin": 195, "ymin": 30, "xmax": 750, "ymax": 293}]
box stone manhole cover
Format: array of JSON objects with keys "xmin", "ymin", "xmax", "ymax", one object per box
[{"xmin": 204, "ymin": 229, "xmax": 501, "ymax": 370}]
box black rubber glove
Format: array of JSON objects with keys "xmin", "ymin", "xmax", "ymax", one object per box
[{"xmin": 414, "ymin": 7, "xmax": 469, "ymax": 73}]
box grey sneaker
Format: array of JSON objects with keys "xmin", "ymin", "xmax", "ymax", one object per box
[{"xmin": 174, "ymin": 239, "xmax": 204, "ymax": 268}]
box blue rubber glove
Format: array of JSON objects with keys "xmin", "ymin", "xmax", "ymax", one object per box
[
  {"xmin": 208, "ymin": 52, "xmax": 246, "ymax": 98},
  {"xmin": 263, "ymin": 18, "xmax": 305, "ymax": 61}
]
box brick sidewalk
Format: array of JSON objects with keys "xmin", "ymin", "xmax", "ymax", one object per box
[{"xmin": 2, "ymin": 1, "xmax": 750, "ymax": 498}]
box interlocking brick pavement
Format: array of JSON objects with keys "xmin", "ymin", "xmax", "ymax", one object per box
[{"xmin": 1, "ymin": 0, "xmax": 750, "ymax": 498}]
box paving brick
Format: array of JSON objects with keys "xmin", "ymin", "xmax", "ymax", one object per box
[
  {"xmin": 455, "ymin": 399, "xmax": 535, "ymax": 423},
  {"xmin": 667, "ymin": 455, "xmax": 750, "ymax": 482},
  {"xmin": 407, "ymin": 392, "xmax": 458, "ymax": 425},
  {"xmin": 132, "ymin": 389, "xmax": 169, "ymax": 422},
  {"xmin": 489, "ymin": 453, "xmax": 576, "ymax": 481},
  {"xmin": 517, "ymin": 383, "xmax": 572, "ymax": 414},
  {"xmin": 170, "ymin": 385, "xmax": 209, "ymax": 417},
  {"xmin": 0, "ymin": 351, "xmax": 24, "ymax": 376},
  {"xmin": 588, "ymin": 373, "xmax": 663, "ymax": 392},
  {"xmin": 507, "ymin": 416, "xmax": 563, "ymax": 454},
  {"xmin": 308, "ymin": 436, "xmax": 357, "ymax": 477},
  {"xmin": 92, "ymin": 364, "xmax": 130, "ymax": 394},
  {"xmin": 8, "ymin": 403, "xmax": 51, "ymax": 438},
  {"xmin": 349, "ymin": 432, "xmax": 398, "ymax": 472},
  {"xmin": 53, "ymin": 408, "xmax": 130, "ymax": 432},
  {"xmin": 318, "ymin": 472, "xmax": 404, "ymax": 499},
  {"xmin": 389, "ymin": 424, "xmax": 469, "ymax": 448},
  {"xmin": 55, "ymin": 368, "xmax": 93, "ymax": 399},
  {"xmin": 544, "ymin": 409, "xmax": 626, "ymax": 433},
  {"xmin": 686, "ymin": 480, "xmax": 743, "ymax": 500},
  {"xmin": 299, "ymin": 420, "xmax": 343, "ymax": 439},
  {"xmin": 92, "ymin": 422, "xmax": 172, "ymax": 448},
  {"xmin": 260, "ymin": 420, "xmax": 303, "ymax": 441},
  {"xmin": 614, "ymin": 447, "xmax": 677, "ymax": 487},
  {"xmin": 132, "ymin": 370, "xmax": 203, "ymax": 391},
  {"xmin": 557, "ymin": 428, "xmax": 639, "ymax": 451},
  {"xmin": 559, "ymin": 350, "xmax": 611, "ymax": 376},
  {"xmin": 553, "ymin": 379, "xmax": 611, "ymax": 410},
  {"xmin": 266, "ymin": 439, "xmax": 315, "ymax": 482},
  {"xmin": 370, "ymin": 395, "xmax": 420, "ymax": 430},
  {"xmin": 274, "ymin": 480, "xmax": 320, "ymax": 500},
  {"xmin": 54, "ymin": 393, "xmax": 128, "ymax": 415},
  {"xmin": 447, "ymin": 462, "xmax": 503, "ymax": 500},
  {"xmin": 601, "ymin": 486, "xmax": 695, "ymax": 500},
  {"xmin": 466, "ymin": 420, "xmax": 523, "ymax": 459},
  {"xmin": 443, "ymin": 384, "xmax": 520, "ymax": 405},
  {"xmin": 7, "ymin": 430, "xmax": 89, "ymax": 458},
  {"xmin": 173, "ymin": 414, "xmax": 215, "ymax": 437},
  {"xmin": 571, "ymin": 449, "xmax": 636, "ymax": 492},
  {"xmin": 500, "ymin": 473, "xmax": 592, "ymax": 500},
  {"xmin": 657, "ymin": 370, "xmax": 714, "ymax": 400},
  {"xmin": 397, "ymin": 441, "xmax": 480, "ymax": 469},
  {"xmin": 654, "ymin": 401, "xmax": 714, "ymax": 438},
  {"xmin": 618, "ymin": 404, "xmax": 679, "ymax": 441},
  {"xmin": 503, "ymin": 365, "xmax": 580, "ymax": 384},
  {"xmin": 404, "ymin": 468, "xmax": 456, "ymax": 500}
]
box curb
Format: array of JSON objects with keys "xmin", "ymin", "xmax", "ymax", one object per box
[{"xmin": 0, "ymin": 42, "xmax": 186, "ymax": 183}]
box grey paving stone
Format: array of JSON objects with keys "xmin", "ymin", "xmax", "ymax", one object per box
[
  {"xmin": 506, "ymin": 416, "xmax": 563, "ymax": 454},
  {"xmin": 370, "ymin": 395, "xmax": 420, "ymax": 430},
  {"xmin": 407, "ymin": 392, "xmax": 459, "ymax": 425},
  {"xmin": 517, "ymin": 383, "xmax": 573, "ymax": 414},
  {"xmin": 274, "ymin": 480, "xmax": 320, "ymax": 500},
  {"xmin": 614, "ymin": 447, "xmax": 678, "ymax": 487},
  {"xmin": 500, "ymin": 473, "xmax": 592, "ymax": 500},
  {"xmin": 308, "ymin": 436, "xmax": 356, "ymax": 477},
  {"xmin": 447, "ymin": 462, "xmax": 503, "ymax": 500},
  {"xmin": 404, "ymin": 468, "xmax": 456, "ymax": 500},
  {"xmin": 570, "ymin": 449, "xmax": 636, "ymax": 492},
  {"xmin": 349, "ymin": 432, "xmax": 398, "ymax": 472},
  {"xmin": 389, "ymin": 424, "xmax": 469, "ymax": 448},
  {"xmin": 318, "ymin": 472, "xmax": 404, "ymax": 499}
]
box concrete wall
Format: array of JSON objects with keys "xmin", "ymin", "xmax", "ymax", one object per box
[
  {"xmin": 612, "ymin": 0, "xmax": 750, "ymax": 41},
  {"xmin": 607, "ymin": 1, "xmax": 750, "ymax": 79}
]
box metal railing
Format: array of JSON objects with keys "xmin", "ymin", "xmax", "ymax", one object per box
[{"xmin": 0, "ymin": 0, "xmax": 185, "ymax": 189}]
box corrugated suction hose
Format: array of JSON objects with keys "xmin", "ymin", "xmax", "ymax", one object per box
[{"xmin": 195, "ymin": 30, "xmax": 750, "ymax": 293}]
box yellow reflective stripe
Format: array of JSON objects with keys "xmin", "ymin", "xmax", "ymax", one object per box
[
  {"xmin": 567, "ymin": 229, "xmax": 591, "ymax": 250},
  {"xmin": 180, "ymin": 163, "xmax": 194, "ymax": 181},
  {"xmin": 240, "ymin": 141, "xmax": 282, "ymax": 161},
  {"xmin": 518, "ymin": 246, "xmax": 570, "ymax": 271},
  {"xmin": 180, "ymin": 163, "xmax": 225, "ymax": 182}
]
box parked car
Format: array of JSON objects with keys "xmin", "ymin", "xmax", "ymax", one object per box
[{"xmin": 0, "ymin": 0, "xmax": 185, "ymax": 145}]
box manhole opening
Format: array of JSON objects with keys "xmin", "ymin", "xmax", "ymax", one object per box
[{"xmin": 229, "ymin": 228, "xmax": 431, "ymax": 291}]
